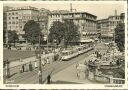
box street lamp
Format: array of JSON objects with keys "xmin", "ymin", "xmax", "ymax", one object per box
[{"xmin": 38, "ymin": 34, "xmax": 43, "ymax": 84}]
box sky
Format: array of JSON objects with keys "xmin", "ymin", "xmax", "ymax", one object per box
[{"xmin": 4, "ymin": 1, "xmax": 125, "ymax": 19}]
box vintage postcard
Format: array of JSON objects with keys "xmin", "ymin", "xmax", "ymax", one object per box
[{"xmin": 0, "ymin": 1, "xmax": 127, "ymax": 89}]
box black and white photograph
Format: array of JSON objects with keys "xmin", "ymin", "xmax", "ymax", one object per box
[{"xmin": 3, "ymin": 1, "xmax": 126, "ymax": 86}]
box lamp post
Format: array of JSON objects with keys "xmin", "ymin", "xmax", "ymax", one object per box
[{"xmin": 38, "ymin": 34, "xmax": 43, "ymax": 84}]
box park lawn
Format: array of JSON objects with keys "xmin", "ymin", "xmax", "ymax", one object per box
[{"xmin": 3, "ymin": 49, "xmax": 35, "ymax": 61}]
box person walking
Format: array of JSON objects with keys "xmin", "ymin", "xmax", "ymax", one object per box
[
  {"xmin": 29, "ymin": 62, "xmax": 33, "ymax": 71},
  {"xmin": 34, "ymin": 61, "xmax": 38, "ymax": 68},
  {"xmin": 20, "ymin": 65, "xmax": 22, "ymax": 73},
  {"xmin": 47, "ymin": 75, "xmax": 51, "ymax": 84},
  {"xmin": 22, "ymin": 64, "xmax": 25, "ymax": 72}
]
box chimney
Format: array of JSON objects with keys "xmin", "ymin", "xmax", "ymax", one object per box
[
  {"xmin": 115, "ymin": 10, "xmax": 117, "ymax": 16},
  {"xmin": 70, "ymin": 3, "xmax": 72, "ymax": 12}
]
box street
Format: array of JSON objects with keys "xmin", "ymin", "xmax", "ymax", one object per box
[
  {"xmin": 5, "ymin": 49, "xmax": 94, "ymax": 84},
  {"xmin": 3, "ymin": 2, "xmax": 125, "ymax": 86}
]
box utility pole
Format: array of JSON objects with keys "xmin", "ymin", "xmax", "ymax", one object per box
[
  {"xmin": 47, "ymin": 27, "xmax": 48, "ymax": 52},
  {"xmin": 70, "ymin": 3, "xmax": 72, "ymax": 12},
  {"xmin": 70, "ymin": 3, "xmax": 77, "ymax": 12},
  {"xmin": 38, "ymin": 34, "xmax": 43, "ymax": 84},
  {"xmin": 46, "ymin": 14, "xmax": 49, "ymax": 52}
]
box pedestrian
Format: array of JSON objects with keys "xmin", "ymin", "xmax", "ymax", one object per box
[
  {"xmin": 47, "ymin": 75, "xmax": 51, "ymax": 84},
  {"xmin": 34, "ymin": 61, "xmax": 38, "ymax": 68},
  {"xmin": 20, "ymin": 65, "xmax": 22, "ymax": 73},
  {"xmin": 47, "ymin": 58, "xmax": 50, "ymax": 64},
  {"xmin": 29, "ymin": 62, "xmax": 33, "ymax": 71},
  {"xmin": 41, "ymin": 60, "xmax": 45, "ymax": 67},
  {"xmin": 19, "ymin": 58, "xmax": 22, "ymax": 62},
  {"xmin": 84, "ymin": 60, "xmax": 87, "ymax": 65},
  {"xmin": 22, "ymin": 64, "xmax": 25, "ymax": 72},
  {"xmin": 116, "ymin": 59, "xmax": 120, "ymax": 66}
]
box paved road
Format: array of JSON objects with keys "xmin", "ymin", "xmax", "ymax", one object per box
[
  {"xmin": 5, "ymin": 49, "xmax": 94, "ymax": 84},
  {"xmin": 52, "ymin": 54, "xmax": 97, "ymax": 84}
]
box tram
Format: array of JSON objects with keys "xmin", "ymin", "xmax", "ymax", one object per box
[
  {"xmin": 61, "ymin": 45, "xmax": 93, "ymax": 61},
  {"xmin": 61, "ymin": 49, "xmax": 78, "ymax": 60}
]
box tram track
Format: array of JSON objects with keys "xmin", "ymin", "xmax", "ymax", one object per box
[{"xmin": 5, "ymin": 49, "xmax": 94, "ymax": 84}]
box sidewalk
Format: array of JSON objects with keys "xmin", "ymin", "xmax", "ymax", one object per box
[
  {"xmin": 9, "ymin": 52, "xmax": 54, "ymax": 68},
  {"xmin": 4, "ymin": 49, "xmax": 94, "ymax": 84},
  {"xmin": 51, "ymin": 57, "xmax": 96, "ymax": 84}
]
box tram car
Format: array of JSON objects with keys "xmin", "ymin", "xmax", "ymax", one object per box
[
  {"xmin": 61, "ymin": 50, "xmax": 78, "ymax": 60},
  {"xmin": 61, "ymin": 45, "xmax": 93, "ymax": 61},
  {"xmin": 77, "ymin": 46, "xmax": 86, "ymax": 55}
]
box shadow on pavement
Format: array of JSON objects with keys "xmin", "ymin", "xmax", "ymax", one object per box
[{"xmin": 51, "ymin": 80, "xmax": 82, "ymax": 84}]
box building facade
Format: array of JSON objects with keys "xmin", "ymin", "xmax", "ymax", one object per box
[
  {"xmin": 38, "ymin": 8, "xmax": 50, "ymax": 37},
  {"xmin": 97, "ymin": 14, "xmax": 122, "ymax": 42},
  {"xmin": 4, "ymin": 6, "xmax": 50, "ymax": 43},
  {"xmin": 4, "ymin": 6, "xmax": 39, "ymax": 35},
  {"xmin": 48, "ymin": 11, "xmax": 97, "ymax": 42}
]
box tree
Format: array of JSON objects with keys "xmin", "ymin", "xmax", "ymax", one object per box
[
  {"xmin": 23, "ymin": 20, "xmax": 43, "ymax": 45},
  {"xmin": 48, "ymin": 20, "xmax": 80, "ymax": 46},
  {"xmin": 48, "ymin": 21, "xmax": 65, "ymax": 45},
  {"xmin": 8, "ymin": 30, "xmax": 18, "ymax": 46},
  {"xmin": 64, "ymin": 20, "xmax": 80, "ymax": 44},
  {"xmin": 115, "ymin": 23, "xmax": 125, "ymax": 52}
]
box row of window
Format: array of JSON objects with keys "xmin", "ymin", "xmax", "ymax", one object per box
[
  {"xmin": 51, "ymin": 14, "xmax": 95, "ymax": 20},
  {"xmin": 82, "ymin": 26, "xmax": 96, "ymax": 30},
  {"xmin": 7, "ymin": 16, "xmax": 37, "ymax": 20},
  {"xmin": 109, "ymin": 21, "xmax": 120, "ymax": 24},
  {"xmin": 109, "ymin": 16, "xmax": 120, "ymax": 20},
  {"xmin": 51, "ymin": 19, "xmax": 96, "ymax": 24},
  {"xmin": 101, "ymin": 21, "xmax": 120, "ymax": 27},
  {"xmin": 7, "ymin": 12, "xmax": 18, "ymax": 15},
  {"xmin": 8, "ymin": 21, "xmax": 27, "ymax": 24},
  {"xmin": 8, "ymin": 26, "xmax": 22, "ymax": 30},
  {"xmin": 8, "ymin": 17, "xmax": 18, "ymax": 20},
  {"xmin": 8, "ymin": 21, "xmax": 18, "ymax": 24}
]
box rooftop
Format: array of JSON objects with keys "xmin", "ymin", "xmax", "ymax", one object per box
[
  {"xmin": 50, "ymin": 11, "xmax": 97, "ymax": 18},
  {"xmin": 5, "ymin": 6, "xmax": 39, "ymax": 12}
]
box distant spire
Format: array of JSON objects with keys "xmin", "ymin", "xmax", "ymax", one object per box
[
  {"xmin": 115, "ymin": 10, "xmax": 117, "ymax": 16},
  {"xmin": 70, "ymin": 3, "xmax": 72, "ymax": 12}
]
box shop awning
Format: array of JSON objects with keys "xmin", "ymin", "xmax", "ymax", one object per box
[{"xmin": 81, "ymin": 39, "xmax": 94, "ymax": 42}]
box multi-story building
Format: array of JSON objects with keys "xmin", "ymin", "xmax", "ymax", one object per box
[
  {"xmin": 4, "ymin": 6, "xmax": 50, "ymax": 43},
  {"xmin": 97, "ymin": 14, "xmax": 122, "ymax": 42},
  {"xmin": 48, "ymin": 11, "xmax": 97, "ymax": 43},
  {"xmin": 3, "ymin": 6, "xmax": 13, "ymax": 33},
  {"xmin": 120, "ymin": 13, "xmax": 125, "ymax": 23},
  {"xmin": 38, "ymin": 8, "xmax": 50, "ymax": 37},
  {"xmin": 4, "ymin": 6, "xmax": 39, "ymax": 35}
]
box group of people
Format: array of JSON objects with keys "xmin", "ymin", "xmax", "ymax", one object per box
[
  {"xmin": 20, "ymin": 62, "xmax": 34, "ymax": 73},
  {"xmin": 75, "ymin": 50, "xmax": 103, "ymax": 79},
  {"xmin": 76, "ymin": 62, "xmax": 89, "ymax": 79}
]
